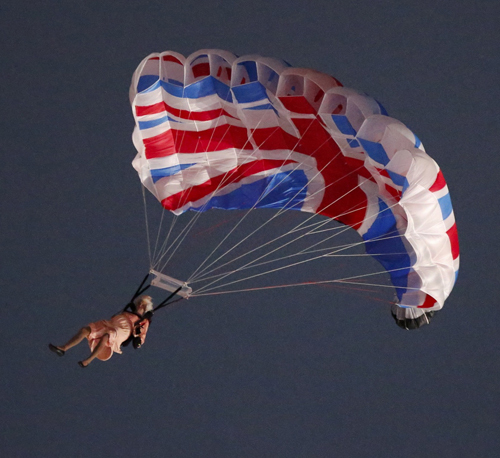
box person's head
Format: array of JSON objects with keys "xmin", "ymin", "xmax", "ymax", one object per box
[{"xmin": 133, "ymin": 295, "xmax": 153, "ymax": 315}]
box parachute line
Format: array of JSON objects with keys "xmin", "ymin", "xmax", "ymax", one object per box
[
  {"xmin": 162, "ymin": 112, "xmax": 285, "ymax": 277},
  {"xmin": 192, "ymin": 230, "xmax": 403, "ymax": 295},
  {"xmin": 187, "ymin": 116, "xmax": 321, "ymax": 282},
  {"xmin": 140, "ymin": 82, "xmax": 370, "ymax": 291},
  {"xmin": 191, "ymin": 175, "xmax": 379, "ymax": 288},
  {"xmin": 185, "ymin": 119, "xmax": 283, "ymax": 281},
  {"xmin": 151, "ymin": 202, "xmax": 167, "ymax": 265},
  {"xmin": 190, "ymin": 268, "xmax": 420, "ymax": 297},
  {"xmin": 141, "ymin": 184, "xmax": 152, "ymax": 268},
  {"xmin": 192, "ymin": 247, "xmax": 408, "ymax": 284},
  {"xmin": 189, "ymin": 147, "xmax": 362, "ymax": 283}
]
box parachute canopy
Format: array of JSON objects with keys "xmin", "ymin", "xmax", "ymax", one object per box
[{"xmin": 129, "ymin": 49, "xmax": 459, "ymax": 311}]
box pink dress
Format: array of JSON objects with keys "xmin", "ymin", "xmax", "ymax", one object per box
[{"xmin": 87, "ymin": 311, "xmax": 150, "ymax": 361}]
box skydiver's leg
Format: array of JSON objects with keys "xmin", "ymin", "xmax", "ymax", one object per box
[
  {"xmin": 58, "ymin": 326, "xmax": 91, "ymax": 352},
  {"xmin": 79, "ymin": 333, "xmax": 109, "ymax": 367}
]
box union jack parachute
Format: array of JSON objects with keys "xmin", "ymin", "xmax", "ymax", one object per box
[{"xmin": 129, "ymin": 49, "xmax": 459, "ymax": 321}]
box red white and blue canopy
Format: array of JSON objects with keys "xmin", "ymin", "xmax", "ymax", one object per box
[{"xmin": 130, "ymin": 49, "xmax": 459, "ymax": 311}]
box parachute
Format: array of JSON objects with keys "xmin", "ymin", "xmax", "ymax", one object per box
[{"xmin": 129, "ymin": 49, "xmax": 459, "ymax": 314}]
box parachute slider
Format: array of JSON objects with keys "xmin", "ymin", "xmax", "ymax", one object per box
[{"xmin": 150, "ymin": 270, "xmax": 192, "ymax": 298}]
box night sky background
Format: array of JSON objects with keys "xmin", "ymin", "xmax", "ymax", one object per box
[{"xmin": 2, "ymin": 1, "xmax": 499, "ymax": 457}]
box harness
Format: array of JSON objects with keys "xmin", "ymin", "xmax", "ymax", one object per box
[{"xmin": 121, "ymin": 273, "xmax": 185, "ymax": 348}]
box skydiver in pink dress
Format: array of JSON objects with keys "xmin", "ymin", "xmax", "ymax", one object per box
[{"xmin": 48, "ymin": 295, "xmax": 154, "ymax": 367}]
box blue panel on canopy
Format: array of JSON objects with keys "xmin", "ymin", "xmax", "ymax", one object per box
[
  {"xmin": 358, "ymin": 138, "xmax": 390, "ymax": 166},
  {"xmin": 332, "ymin": 115, "xmax": 357, "ymax": 136},
  {"xmin": 138, "ymin": 75, "xmax": 160, "ymax": 92},
  {"xmin": 192, "ymin": 170, "xmax": 308, "ymax": 212},
  {"xmin": 237, "ymin": 61, "xmax": 258, "ymax": 82},
  {"xmin": 232, "ymin": 81, "xmax": 269, "ymax": 104},
  {"xmin": 151, "ymin": 163, "xmax": 197, "ymax": 183},
  {"xmin": 363, "ymin": 198, "xmax": 412, "ymax": 300}
]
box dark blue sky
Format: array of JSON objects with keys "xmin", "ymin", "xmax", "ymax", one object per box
[{"xmin": 2, "ymin": 1, "xmax": 499, "ymax": 457}]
